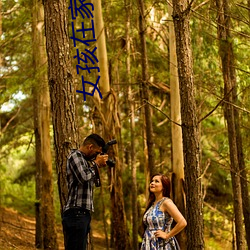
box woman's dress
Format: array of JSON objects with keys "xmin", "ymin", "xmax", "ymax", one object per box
[{"xmin": 141, "ymin": 198, "xmax": 180, "ymax": 250}]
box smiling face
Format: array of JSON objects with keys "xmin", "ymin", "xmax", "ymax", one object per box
[{"xmin": 149, "ymin": 175, "xmax": 163, "ymax": 194}]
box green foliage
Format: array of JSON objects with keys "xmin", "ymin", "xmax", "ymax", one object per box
[
  {"xmin": 204, "ymin": 206, "xmax": 233, "ymax": 249},
  {"xmin": 1, "ymin": 0, "xmax": 34, "ymax": 155},
  {"xmin": 1, "ymin": 0, "xmax": 250, "ymax": 248},
  {"xmin": 0, "ymin": 139, "xmax": 35, "ymax": 215},
  {"xmin": 1, "ymin": 0, "xmax": 33, "ymax": 99},
  {"xmin": 2, "ymin": 180, "xmax": 36, "ymax": 216}
]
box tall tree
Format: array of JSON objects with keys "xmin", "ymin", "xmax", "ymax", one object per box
[
  {"xmin": 93, "ymin": 0, "xmax": 130, "ymax": 249},
  {"xmin": 125, "ymin": 0, "xmax": 138, "ymax": 248},
  {"xmin": 0, "ymin": 0, "xmax": 2, "ymax": 68},
  {"xmin": 137, "ymin": 0, "xmax": 155, "ymax": 180},
  {"xmin": 43, "ymin": 0, "xmax": 78, "ymax": 210},
  {"xmin": 235, "ymin": 112, "xmax": 250, "ymax": 248},
  {"xmin": 168, "ymin": 3, "xmax": 186, "ymax": 249},
  {"xmin": 216, "ymin": 0, "xmax": 247, "ymax": 248},
  {"xmin": 32, "ymin": 1, "xmax": 58, "ymax": 249},
  {"xmin": 0, "ymin": 0, "xmax": 2, "ymax": 218},
  {"xmin": 172, "ymin": 0, "xmax": 204, "ymax": 249},
  {"xmin": 249, "ymin": 0, "xmax": 250, "ymax": 25}
]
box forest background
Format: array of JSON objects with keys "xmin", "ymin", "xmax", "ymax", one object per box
[{"xmin": 0, "ymin": 0, "xmax": 249, "ymax": 249}]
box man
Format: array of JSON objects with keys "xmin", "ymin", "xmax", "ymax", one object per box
[{"xmin": 62, "ymin": 134, "xmax": 108, "ymax": 250}]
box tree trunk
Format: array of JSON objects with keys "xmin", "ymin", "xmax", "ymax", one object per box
[
  {"xmin": 100, "ymin": 185, "xmax": 109, "ymax": 250},
  {"xmin": 172, "ymin": 0, "xmax": 204, "ymax": 249},
  {"xmin": 32, "ymin": 1, "xmax": 58, "ymax": 249},
  {"xmin": 168, "ymin": 3, "xmax": 186, "ymax": 250},
  {"xmin": 0, "ymin": 0, "xmax": 3, "ymax": 228},
  {"xmin": 137, "ymin": 0, "xmax": 155, "ymax": 177},
  {"xmin": 0, "ymin": 0, "xmax": 2, "ymax": 67},
  {"xmin": 249, "ymin": 0, "xmax": 250, "ymax": 26},
  {"xmin": 125, "ymin": 0, "xmax": 138, "ymax": 248},
  {"xmin": 235, "ymin": 111, "xmax": 250, "ymax": 249},
  {"xmin": 43, "ymin": 0, "xmax": 78, "ymax": 210},
  {"xmin": 92, "ymin": 0, "xmax": 109, "ymax": 95},
  {"xmin": 216, "ymin": 0, "xmax": 246, "ymax": 248},
  {"xmin": 93, "ymin": 1, "xmax": 130, "ymax": 249}
]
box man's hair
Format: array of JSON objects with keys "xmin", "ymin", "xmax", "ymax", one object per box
[{"xmin": 83, "ymin": 134, "xmax": 105, "ymax": 148}]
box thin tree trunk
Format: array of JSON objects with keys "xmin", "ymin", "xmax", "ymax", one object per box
[
  {"xmin": 168, "ymin": 3, "xmax": 186, "ymax": 250},
  {"xmin": 0, "ymin": 0, "xmax": 2, "ymax": 67},
  {"xmin": 0, "ymin": 0, "xmax": 3, "ymax": 236},
  {"xmin": 249, "ymin": 0, "xmax": 250, "ymax": 25},
  {"xmin": 130, "ymin": 93, "xmax": 138, "ymax": 250},
  {"xmin": 43, "ymin": 0, "xmax": 79, "ymax": 211},
  {"xmin": 216, "ymin": 0, "xmax": 246, "ymax": 248},
  {"xmin": 33, "ymin": 0, "xmax": 43, "ymax": 245},
  {"xmin": 100, "ymin": 185, "xmax": 109, "ymax": 250},
  {"xmin": 125, "ymin": 0, "xmax": 138, "ymax": 248},
  {"xmin": 0, "ymin": 0, "xmax": 2, "ymax": 226},
  {"xmin": 32, "ymin": 1, "xmax": 58, "ymax": 249},
  {"xmin": 172, "ymin": 0, "xmax": 204, "ymax": 249},
  {"xmin": 93, "ymin": 1, "xmax": 130, "ymax": 249},
  {"xmin": 92, "ymin": 0, "xmax": 109, "ymax": 95},
  {"xmin": 232, "ymin": 218, "xmax": 236, "ymax": 250},
  {"xmin": 235, "ymin": 112, "xmax": 250, "ymax": 248},
  {"xmin": 137, "ymin": 0, "xmax": 155, "ymax": 177}
]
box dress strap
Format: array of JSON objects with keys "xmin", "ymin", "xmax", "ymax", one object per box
[{"xmin": 157, "ymin": 197, "xmax": 167, "ymax": 208}]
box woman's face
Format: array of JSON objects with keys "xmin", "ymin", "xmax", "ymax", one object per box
[{"xmin": 149, "ymin": 175, "xmax": 163, "ymax": 194}]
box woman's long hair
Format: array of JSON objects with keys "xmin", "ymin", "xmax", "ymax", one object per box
[
  {"xmin": 142, "ymin": 173, "xmax": 171, "ymax": 233},
  {"xmin": 145, "ymin": 173, "xmax": 171, "ymax": 213}
]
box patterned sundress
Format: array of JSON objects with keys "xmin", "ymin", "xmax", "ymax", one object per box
[{"xmin": 141, "ymin": 198, "xmax": 180, "ymax": 250}]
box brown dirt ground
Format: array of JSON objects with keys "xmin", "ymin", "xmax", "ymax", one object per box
[{"xmin": 0, "ymin": 207, "xmax": 108, "ymax": 250}]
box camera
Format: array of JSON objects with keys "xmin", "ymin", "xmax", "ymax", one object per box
[
  {"xmin": 101, "ymin": 139, "xmax": 117, "ymax": 168},
  {"xmin": 93, "ymin": 139, "xmax": 117, "ymax": 187}
]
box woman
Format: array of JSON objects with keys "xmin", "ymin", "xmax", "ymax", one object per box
[{"xmin": 141, "ymin": 173, "xmax": 187, "ymax": 250}]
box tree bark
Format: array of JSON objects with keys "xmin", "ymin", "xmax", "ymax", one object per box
[
  {"xmin": 125, "ymin": 0, "xmax": 138, "ymax": 248},
  {"xmin": 43, "ymin": 0, "xmax": 78, "ymax": 210},
  {"xmin": 172, "ymin": 0, "xmax": 204, "ymax": 249},
  {"xmin": 168, "ymin": 3, "xmax": 186, "ymax": 250},
  {"xmin": 0, "ymin": 0, "xmax": 2, "ymax": 67},
  {"xmin": 93, "ymin": 1, "xmax": 130, "ymax": 249},
  {"xmin": 216, "ymin": 0, "xmax": 246, "ymax": 248},
  {"xmin": 137, "ymin": 0, "xmax": 155, "ymax": 178},
  {"xmin": 92, "ymin": 0, "xmax": 109, "ymax": 95},
  {"xmin": 32, "ymin": 1, "xmax": 58, "ymax": 249},
  {"xmin": 100, "ymin": 184, "xmax": 109, "ymax": 250},
  {"xmin": 235, "ymin": 111, "xmax": 250, "ymax": 249},
  {"xmin": 249, "ymin": 0, "xmax": 250, "ymax": 26}
]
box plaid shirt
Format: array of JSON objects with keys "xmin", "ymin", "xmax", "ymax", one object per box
[{"xmin": 64, "ymin": 149, "xmax": 96, "ymax": 212}]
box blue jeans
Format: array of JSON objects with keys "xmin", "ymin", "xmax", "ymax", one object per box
[{"xmin": 62, "ymin": 208, "xmax": 91, "ymax": 250}]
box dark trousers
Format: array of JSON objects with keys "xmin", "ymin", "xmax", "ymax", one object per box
[{"xmin": 62, "ymin": 208, "xmax": 91, "ymax": 250}]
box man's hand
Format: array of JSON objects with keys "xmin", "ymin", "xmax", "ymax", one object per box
[{"xmin": 94, "ymin": 154, "xmax": 108, "ymax": 167}]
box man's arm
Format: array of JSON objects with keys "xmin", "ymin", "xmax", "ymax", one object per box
[{"xmin": 68, "ymin": 151, "xmax": 95, "ymax": 183}]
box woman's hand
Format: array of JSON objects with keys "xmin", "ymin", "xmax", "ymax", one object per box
[{"xmin": 154, "ymin": 230, "xmax": 169, "ymax": 240}]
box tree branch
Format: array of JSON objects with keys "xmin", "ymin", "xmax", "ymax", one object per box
[
  {"xmin": 1, "ymin": 107, "xmax": 21, "ymax": 135},
  {"xmin": 2, "ymin": 4, "xmax": 20, "ymax": 16},
  {"xmin": 143, "ymin": 99, "xmax": 182, "ymax": 127}
]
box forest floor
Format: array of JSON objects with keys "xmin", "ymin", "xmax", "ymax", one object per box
[{"xmin": 0, "ymin": 207, "xmax": 108, "ymax": 250}]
